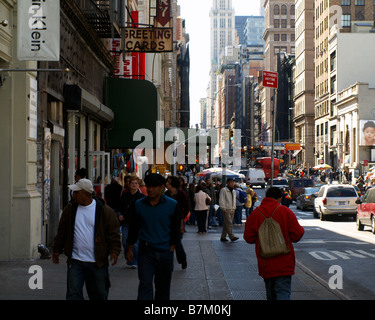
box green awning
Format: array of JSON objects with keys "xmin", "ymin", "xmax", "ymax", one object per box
[{"xmin": 105, "ymin": 77, "xmax": 158, "ymax": 149}]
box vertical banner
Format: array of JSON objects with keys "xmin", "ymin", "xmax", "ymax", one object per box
[
  {"xmin": 131, "ymin": 11, "xmax": 145, "ymax": 79},
  {"xmin": 17, "ymin": 0, "xmax": 60, "ymax": 61},
  {"xmin": 110, "ymin": 39, "xmax": 122, "ymax": 76},
  {"xmin": 155, "ymin": 0, "xmax": 171, "ymax": 27},
  {"xmin": 110, "ymin": 39, "xmax": 133, "ymax": 78},
  {"xmin": 29, "ymin": 78, "xmax": 38, "ymax": 140}
]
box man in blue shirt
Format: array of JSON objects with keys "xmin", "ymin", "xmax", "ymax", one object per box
[{"xmin": 126, "ymin": 173, "xmax": 181, "ymax": 300}]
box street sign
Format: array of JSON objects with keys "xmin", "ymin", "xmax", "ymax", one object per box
[
  {"xmin": 263, "ymin": 71, "xmax": 278, "ymax": 88},
  {"xmin": 263, "ymin": 142, "xmax": 285, "ymax": 150},
  {"xmin": 285, "ymin": 143, "xmax": 301, "ymax": 151}
]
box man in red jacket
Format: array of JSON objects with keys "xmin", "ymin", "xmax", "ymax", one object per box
[{"xmin": 243, "ymin": 187, "xmax": 304, "ymax": 300}]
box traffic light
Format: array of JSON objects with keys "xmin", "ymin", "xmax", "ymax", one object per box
[
  {"xmin": 260, "ymin": 145, "xmax": 263, "ymax": 151},
  {"xmin": 229, "ymin": 129, "xmax": 234, "ymax": 141}
]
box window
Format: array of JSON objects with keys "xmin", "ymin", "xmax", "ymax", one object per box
[
  {"xmin": 281, "ymin": 19, "xmax": 287, "ymax": 28},
  {"xmin": 274, "ymin": 5, "xmax": 280, "ymax": 15},
  {"xmin": 274, "ymin": 19, "xmax": 280, "ymax": 28},
  {"xmin": 331, "ymin": 75, "xmax": 337, "ymax": 94},
  {"xmin": 327, "ymin": 187, "xmax": 357, "ymax": 197},
  {"xmin": 281, "ymin": 5, "xmax": 287, "ymax": 15},
  {"xmin": 341, "ymin": 0, "xmax": 351, "ymax": 5},
  {"xmin": 274, "ymin": 34, "xmax": 280, "ymax": 41},
  {"xmin": 281, "ymin": 34, "xmax": 287, "ymax": 41},
  {"xmin": 290, "ymin": 5, "xmax": 295, "ymax": 15},
  {"xmin": 330, "ymin": 51, "xmax": 336, "ymax": 71},
  {"xmin": 342, "ymin": 15, "xmax": 351, "ymax": 27},
  {"xmin": 355, "ymin": 0, "xmax": 365, "ymax": 5}
]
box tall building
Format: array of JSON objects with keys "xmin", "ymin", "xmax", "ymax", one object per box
[
  {"xmin": 261, "ymin": 0, "xmax": 295, "ymax": 143},
  {"xmin": 293, "ymin": 0, "xmax": 315, "ymax": 170},
  {"xmin": 208, "ymin": 0, "xmax": 236, "ymax": 129},
  {"xmin": 314, "ymin": 0, "xmax": 375, "ymax": 170}
]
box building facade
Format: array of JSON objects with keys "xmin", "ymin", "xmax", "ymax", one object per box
[
  {"xmin": 293, "ymin": 0, "xmax": 315, "ymax": 170},
  {"xmin": 314, "ymin": 0, "xmax": 375, "ymax": 174},
  {"xmin": 261, "ymin": 0, "xmax": 295, "ymax": 143},
  {"xmin": 0, "ymin": 0, "xmax": 41, "ymax": 260},
  {"xmin": 0, "ymin": 0, "xmax": 189, "ymax": 260}
]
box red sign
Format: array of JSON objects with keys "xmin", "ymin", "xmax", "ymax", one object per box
[
  {"xmin": 156, "ymin": 0, "xmax": 171, "ymax": 27},
  {"xmin": 263, "ymin": 71, "xmax": 278, "ymax": 88}
]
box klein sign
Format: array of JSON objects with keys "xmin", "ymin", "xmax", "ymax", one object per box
[
  {"xmin": 263, "ymin": 71, "xmax": 278, "ymax": 89},
  {"xmin": 17, "ymin": 0, "xmax": 60, "ymax": 61},
  {"xmin": 124, "ymin": 28, "xmax": 173, "ymax": 53}
]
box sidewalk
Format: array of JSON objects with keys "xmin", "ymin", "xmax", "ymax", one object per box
[{"xmin": 0, "ymin": 224, "xmax": 344, "ymax": 300}]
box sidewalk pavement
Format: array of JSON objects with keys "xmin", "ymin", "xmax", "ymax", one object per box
[{"xmin": 0, "ymin": 224, "xmax": 345, "ymax": 300}]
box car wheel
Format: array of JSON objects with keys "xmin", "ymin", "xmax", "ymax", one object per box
[
  {"xmin": 313, "ymin": 207, "xmax": 318, "ymax": 218},
  {"xmin": 356, "ymin": 214, "xmax": 364, "ymax": 231},
  {"xmin": 320, "ymin": 208, "xmax": 326, "ymax": 221},
  {"xmin": 371, "ymin": 216, "xmax": 375, "ymax": 234},
  {"xmin": 296, "ymin": 200, "xmax": 300, "ymax": 209}
]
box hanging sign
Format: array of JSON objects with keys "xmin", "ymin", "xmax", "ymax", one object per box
[
  {"xmin": 17, "ymin": 0, "xmax": 60, "ymax": 61},
  {"xmin": 155, "ymin": 0, "xmax": 171, "ymax": 27},
  {"xmin": 110, "ymin": 39, "xmax": 133, "ymax": 77},
  {"xmin": 262, "ymin": 71, "xmax": 278, "ymax": 88},
  {"xmin": 124, "ymin": 28, "xmax": 173, "ymax": 53}
]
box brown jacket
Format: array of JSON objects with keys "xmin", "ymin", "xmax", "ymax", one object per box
[{"xmin": 53, "ymin": 197, "xmax": 121, "ymax": 267}]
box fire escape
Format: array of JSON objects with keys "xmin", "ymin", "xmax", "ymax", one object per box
[{"xmin": 73, "ymin": 0, "xmax": 121, "ymax": 38}]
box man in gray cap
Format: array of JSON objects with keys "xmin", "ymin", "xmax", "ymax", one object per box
[{"xmin": 53, "ymin": 178, "xmax": 121, "ymax": 300}]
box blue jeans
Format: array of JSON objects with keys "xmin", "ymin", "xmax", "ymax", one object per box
[
  {"xmin": 122, "ymin": 223, "xmax": 138, "ymax": 266},
  {"xmin": 245, "ymin": 206, "xmax": 253, "ymax": 218},
  {"xmin": 264, "ymin": 276, "xmax": 292, "ymax": 300},
  {"xmin": 233, "ymin": 205, "xmax": 243, "ymax": 224},
  {"xmin": 137, "ymin": 241, "xmax": 174, "ymax": 300},
  {"xmin": 216, "ymin": 208, "xmax": 224, "ymax": 226},
  {"xmin": 66, "ymin": 259, "xmax": 110, "ymax": 300}
]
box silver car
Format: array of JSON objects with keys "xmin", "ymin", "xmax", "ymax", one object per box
[{"xmin": 314, "ymin": 184, "xmax": 358, "ymax": 220}]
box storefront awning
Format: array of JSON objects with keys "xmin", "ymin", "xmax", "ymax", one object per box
[
  {"xmin": 293, "ymin": 149, "xmax": 301, "ymax": 157},
  {"xmin": 64, "ymin": 84, "xmax": 114, "ymax": 122},
  {"xmin": 104, "ymin": 77, "xmax": 158, "ymax": 149}
]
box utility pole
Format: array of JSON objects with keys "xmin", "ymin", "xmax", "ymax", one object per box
[{"xmin": 271, "ymin": 88, "xmax": 277, "ymax": 188}]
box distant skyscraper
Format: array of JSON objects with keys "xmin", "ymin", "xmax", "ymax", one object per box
[{"xmin": 208, "ymin": 0, "xmax": 236, "ymax": 128}]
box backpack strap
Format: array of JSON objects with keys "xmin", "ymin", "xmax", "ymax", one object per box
[
  {"xmin": 256, "ymin": 205, "xmax": 281, "ymax": 219},
  {"xmin": 270, "ymin": 205, "xmax": 281, "ymax": 218}
]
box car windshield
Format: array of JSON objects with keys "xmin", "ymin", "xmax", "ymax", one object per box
[
  {"xmin": 304, "ymin": 188, "xmax": 319, "ymax": 194},
  {"xmin": 326, "ymin": 187, "xmax": 357, "ymax": 197},
  {"xmin": 273, "ymin": 180, "xmax": 287, "ymax": 185},
  {"xmin": 303, "ymin": 180, "xmax": 314, "ymax": 187},
  {"xmin": 294, "ymin": 180, "xmax": 303, "ymax": 187}
]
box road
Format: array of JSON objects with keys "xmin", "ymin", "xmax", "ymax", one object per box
[{"xmin": 253, "ymin": 187, "xmax": 375, "ymax": 299}]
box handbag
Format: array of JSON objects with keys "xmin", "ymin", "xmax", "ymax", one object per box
[{"xmin": 205, "ymin": 196, "xmax": 212, "ymax": 205}]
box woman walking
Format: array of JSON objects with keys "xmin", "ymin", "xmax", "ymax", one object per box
[{"xmin": 193, "ymin": 185, "xmax": 211, "ymax": 233}]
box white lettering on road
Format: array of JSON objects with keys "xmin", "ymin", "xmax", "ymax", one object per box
[{"xmin": 309, "ymin": 249, "xmax": 375, "ymax": 261}]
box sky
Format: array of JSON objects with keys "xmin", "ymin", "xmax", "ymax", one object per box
[{"xmin": 177, "ymin": 0, "xmax": 262, "ymax": 127}]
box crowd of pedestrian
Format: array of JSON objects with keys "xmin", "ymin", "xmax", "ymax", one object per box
[{"xmin": 52, "ymin": 167, "xmax": 306, "ymax": 301}]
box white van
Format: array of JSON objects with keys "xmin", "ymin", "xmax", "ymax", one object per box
[{"xmin": 247, "ymin": 168, "xmax": 266, "ymax": 188}]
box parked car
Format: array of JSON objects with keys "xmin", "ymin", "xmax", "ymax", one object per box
[
  {"xmin": 289, "ymin": 178, "xmax": 315, "ymax": 201},
  {"xmin": 296, "ymin": 187, "xmax": 320, "ymax": 211},
  {"xmin": 314, "ymin": 184, "xmax": 358, "ymax": 220},
  {"xmin": 246, "ymin": 168, "xmax": 266, "ymax": 188},
  {"xmin": 356, "ymin": 187, "xmax": 375, "ymax": 233}
]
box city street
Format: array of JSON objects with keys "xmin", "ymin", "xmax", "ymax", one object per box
[{"xmin": 254, "ymin": 187, "xmax": 375, "ymax": 299}]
